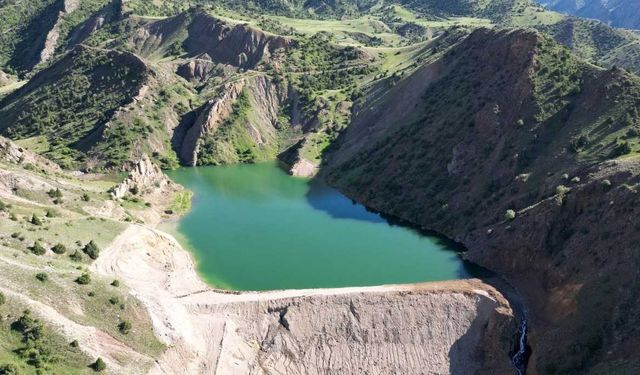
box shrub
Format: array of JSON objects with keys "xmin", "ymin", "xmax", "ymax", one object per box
[
  {"xmin": 118, "ymin": 320, "xmax": 132, "ymax": 334},
  {"xmin": 82, "ymin": 193, "xmax": 91, "ymax": 202},
  {"xmin": 76, "ymin": 273, "xmax": 91, "ymax": 285},
  {"xmin": 505, "ymin": 209, "xmax": 516, "ymax": 220},
  {"xmin": 108, "ymin": 297, "xmax": 120, "ymax": 305},
  {"xmin": 47, "ymin": 188, "xmax": 63, "ymax": 199},
  {"xmin": 110, "ymin": 280, "xmax": 120, "ymax": 287},
  {"xmin": 70, "ymin": 250, "xmax": 83, "ymax": 262},
  {"xmin": 70, "ymin": 339, "xmax": 79, "ymax": 348},
  {"xmin": 610, "ymin": 141, "xmax": 631, "ymax": 157},
  {"xmin": 91, "ymin": 358, "xmax": 106, "ymax": 372},
  {"xmin": 88, "ymin": 291, "xmax": 95, "ymax": 297},
  {"xmin": 9, "ymin": 213, "xmax": 17, "ymax": 221},
  {"xmin": 0, "ymin": 363, "xmax": 19, "ymax": 375},
  {"xmin": 35, "ymin": 273, "xmax": 48, "ymax": 282},
  {"xmin": 82, "ymin": 241, "xmax": 100, "ymax": 260},
  {"xmin": 129, "ymin": 186, "xmax": 139, "ymax": 195},
  {"xmin": 45, "ymin": 209, "xmax": 56, "ymax": 218},
  {"xmin": 30, "ymin": 241, "xmax": 47, "ymax": 256},
  {"xmin": 0, "ymin": 291, "xmax": 5, "ymax": 305},
  {"xmin": 12, "ymin": 310, "xmax": 43, "ymax": 341},
  {"xmin": 51, "ymin": 243, "xmax": 67, "ymax": 254},
  {"xmin": 30, "ymin": 214, "xmax": 42, "ymax": 226}
]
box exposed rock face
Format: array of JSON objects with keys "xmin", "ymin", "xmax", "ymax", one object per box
[
  {"xmin": 176, "ymin": 54, "xmax": 217, "ymax": 81},
  {"xmin": 323, "ymin": 28, "xmax": 640, "ymax": 373},
  {"xmin": 0, "ymin": 136, "xmax": 61, "ymax": 172},
  {"xmin": 131, "ymin": 10, "xmax": 289, "ymax": 69},
  {"xmin": 185, "ymin": 12, "xmax": 289, "ymax": 69},
  {"xmin": 206, "ymin": 284, "xmax": 515, "ymax": 375},
  {"xmin": 175, "ymin": 75, "xmax": 288, "ymax": 165},
  {"xmin": 111, "ymin": 154, "xmax": 170, "ymax": 199},
  {"xmin": 39, "ymin": 0, "xmax": 81, "ymax": 65},
  {"xmin": 288, "ymin": 157, "xmax": 318, "ymax": 177}
]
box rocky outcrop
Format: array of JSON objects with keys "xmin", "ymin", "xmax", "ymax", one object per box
[
  {"xmin": 175, "ymin": 75, "xmax": 289, "ymax": 165},
  {"xmin": 176, "ymin": 82, "xmax": 243, "ymax": 165},
  {"xmin": 131, "ymin": 10, "xmax": 289, "ymax": 69},
  {"xmin": 176, "ymin": 54, "xmax": 217, "ymax": 81},
  {"xmin": 0, "ymin": 136, "xmax": 61, "ymax": 172},
  {"xmin": 111, "ymin": 154, "xmax": 170, "ymax": 199},
  {"xmin": 185, "ymin": 11, "xmax": 289, "ymax": 69},
  {"xmin": 323, "ymin": 28, "xmax": 640, "ymax": 373},
  {"xmin": 39, "ymin": 0, "xmax": 81, "ymax": 65}
]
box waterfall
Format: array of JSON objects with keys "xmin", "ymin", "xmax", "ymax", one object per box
[{"xmin": 512, "ymin": 318, "xmax": 528, "ymax": 374}]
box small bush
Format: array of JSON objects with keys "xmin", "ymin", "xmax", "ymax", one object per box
[
  {"xmin": 610, "ymin": 141, "xmax": 631, "ymax": 157},
  {"xmin": 118, "ymin": 320, "xmax": 132, "ymax": 334},
  {"xmin": 0, "ymin": 363, "xmax": 19, "ymax": 375},
  {"xmin": 110, "ymin": 280, "xmax": 120, "ymax": 287},
  {"xmin": 108, "ymin": 297, "xmax": 120, "ymax": 305},
  {"xmin": 47, "ymin": 188, "xmax": 63, "ymax": 199},
  {"xmin": 82, "ymin": 240, "xmax": 100, "ymax": 260},
  {"xmin": 30, "ymin": 214, "xmax": 43, "ymax": 226},
  {"xmin": 30, "ymin": 241, "xmax": 47, "ymax": 255},
  {"xmin": 88, "ymin": 291, "xmax": 95, "ymax": 297},
  {"xmin": 82, "ymin": 193, "xmax": 91, "ymax": 202},
  {"xmin": 35, "ymin": 273, "xmax": 48, "ymax": 282},
  {"xmin": 0, "ymin": 291, "xmax": 5, "ymax": 305},
  {"xmin": 91, "ymin": 358, "xmax": 106, "ymax": 372},
  {"xmin": 45, "ymin": 209, "xmax": 56, "ymax": 218},
  {"xmin": 505, "ymin": 209, "xmax": 516, "ymax": 220},
  {"xmin": 70, "ymin": 251, "xmax": 83, "ymax": 262},
  {"xmin": 70, "ymin": 339, "xmax": 79, "ymax": 348},
  {"xmin": 51, "ymin": 243, "xmax": 67, "ymax": 254},
  {"xmin": 76, "ymin": 273, "xmax": 91, "ymax": 285}
]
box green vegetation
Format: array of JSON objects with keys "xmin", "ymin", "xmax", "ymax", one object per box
[
  {"xmin": 82, "ymin": 241, "xmax": 100, "ymax": 260},
  {"xmin": 29, "ymin": 242, "xmax": 46, "ymax": 256},
  {"xmin": 69, "ymin": 251, "xmax": 83, "ymax": 262},
  {"xmin": 197, "ymin": 89, "xmax": 292, "ymax": 166},
  {"xmin": 30, "ymin": 214, "xmax": 42, "ymax": 226},
  {"xmin": 118, "ymin": 320, "xmax": 132, "ymax": 335},
  {"xmin": 35, "ymin": 273, "xmax": 48, "ymax": 282},
  {"xmin": 91, "ymin": 357, "xmax": 107, "ymax": 372},
  {"xmin": 0, "ymin": 47, "xmax": 149, "ymax": 169},
  {"xmin": 75, "ymin": 273, "xmax": 91, "ymax": 285},
  {"xmin": 51, "ymin": 243, "xmax": 67, "ymax": 255}
]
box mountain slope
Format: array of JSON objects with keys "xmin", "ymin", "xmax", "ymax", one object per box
[
  {"xmin": 0, "ymin": 46, "xmax": 150, "ymax": 169},
  {"xmin": 322, "ymin": 28, "xmax": 640, "ymax": 374},
  {"xmin": 539, "ymin": 0, "xmax": 640, "ymax": 30}
]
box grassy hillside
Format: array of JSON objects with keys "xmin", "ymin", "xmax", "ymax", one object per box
[
  {"xmin": 0, "ymin": 46, "xmax": 149, "ymax": 169},
  {"xmin": 0, "ymin": 137, "xmax": 173, "ymax": 373}
]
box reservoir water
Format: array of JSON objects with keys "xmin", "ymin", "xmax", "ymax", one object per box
[{"xmin": 164, "ymin": 162, "xmax": 470, "ymax": 291}]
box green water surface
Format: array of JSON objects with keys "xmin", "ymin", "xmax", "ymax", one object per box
[{"xmin": 164, "ymin": 162, "xmax": 470, "ymax": 291}]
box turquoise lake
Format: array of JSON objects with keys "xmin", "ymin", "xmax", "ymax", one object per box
[{"xmin": 164, "ymin": 162, "xmax": 470, "ymax": 291}]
